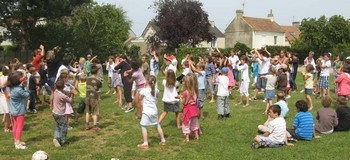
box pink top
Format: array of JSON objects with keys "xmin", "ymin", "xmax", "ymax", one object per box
[
  {"xmin": 132, "ymin": 69, "xmax": 147, "ymax": 86},
  {"xmin": 182, "ymin": 90, "xmax": 198, "ymax": 125},
  {"xmin": 335, "ymin": 73, "xmax": 350, "ymax": 96},
  {"xmin": 53, "ymin": 90, "xmax": 72, "ymax": 115}
]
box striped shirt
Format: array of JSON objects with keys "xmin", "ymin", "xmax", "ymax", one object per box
[
  {"xmin": 293, "ymin": 112, "xmax": 314, "ymax": 140},
  {"xmin": 267, "ymin": 116, "xmax": 286, "ymax": 144}
]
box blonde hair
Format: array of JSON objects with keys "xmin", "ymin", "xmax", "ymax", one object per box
[
  {"xmin": 46, "ymin": 50, "xmax": 55, "ymax": 61},
  {"xmin": 165, "ymin": 69, "xmax": 176, "ymax": 88},
  {"xmin": 79, "ymin": 57, "xmax": 86, "ymax": 65},
  {"xmin": 79, "ymin": 74, "xmax": 87, "ymax": 82},
  {"xmin": 183, "ymin": 75, "xmax": 196, "ymax": 97},
  {"xmin": 187, "ymin": 73, "xmax": 198, "ymax": 96},
  {"xmin": 269, "ymin": 67, "xmax": 277, "ymax": 76}
]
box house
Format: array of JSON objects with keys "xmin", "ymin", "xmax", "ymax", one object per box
[
  {"xmin": 0, "ymin": 26, "xmax": 13, "ymax": 46},
  {"xmin": 225, "ymin": 9, "xmax": 286, "ymax": 49},
  {"xmin": 281, "ymin": 22, "xmax": 301, "ymax": 46},
  {"xmin": 130, "ymin": 21, "xmax": 225, "ymax": 54},
  {"xmin": 197, "ymin": 21, "xmax": 225, "ymax": 48}
]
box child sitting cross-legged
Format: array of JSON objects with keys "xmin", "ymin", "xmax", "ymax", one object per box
[
  {"xmin": 315, "ymin": 96, "xmax": 338, "ymax": 134},
  {"xmin": 252, "ymin": 105, "xmax": 286, "ymax": 148}
]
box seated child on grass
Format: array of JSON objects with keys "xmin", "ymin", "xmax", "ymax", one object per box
[
  {"xmin": 315, "ymin": 96, "xmax": 338, "ymax": 134},
  {"xmin": 253, "ymin": 105, "xmax": 286, "ymax": 148}
]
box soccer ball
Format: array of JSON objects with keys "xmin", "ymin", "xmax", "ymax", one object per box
[{"xmin": 32, "ymin": 150, "xmax": 48, "ymax": 160}]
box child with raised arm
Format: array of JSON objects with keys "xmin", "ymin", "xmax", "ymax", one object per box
[
  {"xmin": 8, "ymin": 71, "xmax": 29, "ymax": 149},
  {"xmin": 253, "ymin": 105, "xmax": 286, "ymax": 148},
  {"xmin": 137, "ymin": 75, "xmax": 166, "ymax": 149},
  {"xmin": 315, "ymin": 96, "xmax": 338, "ymax": 134},
  {"xmin": 236, "ymin": 55, "xmax": 250, "ymax": 107},
  {"xmin": 189, "ymin": 61, "xmax": 206, "ymax": 119},
  {"xmin": 302, "ymin": 64, "xmax": 315, "ymax": 110},
  {"xmin": 261, "ymin": 67, "xmax": 277, "ymax": 115},
  {"xmin": 105, "ymin": 56, "xmax": 115, "ymax": 94},
  {"xmin": 158, "ymin": 69, "xmax": 181, "ymax": 128},
  {"xmin": 52, "ymin": 79, "xmax": 73, "ymax": 147},
  {"xmin": 74, "ymin": 74, "xmax": 87, "ymax": 123},
  {"xmin": 216, "ymin": 67, "xmax": 230, "ymax": 120},
  {"xmin": 179, "ymin": 75, "xmax": 200, "ymax": 142}
]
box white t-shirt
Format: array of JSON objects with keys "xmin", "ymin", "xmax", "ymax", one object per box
[
  {"xmin": 182, "ymin": 68, "xmax": 190, "ymax": 76},
  {"xmin": 237, "ymin": 63, "xmax": 250, "ymax": 82},
  {"xmin": 106, "ymin": 62, "xmax": 115, "ymax": 78},
  {"xmin": 56, "ymin": 65, "xmax": 77, "ymax": 82},
  {"xmin": 265, "ymin": 74, "xmax": 277, "ymax": 90},
  {"xmin": 267, "ymin": 116, "xmax": 286, "ymax": 144},
  {"xmin": 257, "ymin": 57, "xmax": 270, "ymax": 74},
  {"xmin": 216, "ymin": 75, "xmax": 229, "ymax": 96},
  {"xmin": 166, "ymin": 64, "xmax": 176, "ymax": 74},
  {"xmin": 229, "ymin": 55, "xmax": 240, "ymax": 69},
  {"xmin": 172, "ymin": 58, "xmax": 178, "ymax": 71},
  {"xmin": 139, "ymin": 87, "xmax": 159, "ymax": 126},
  {"xmin": 162, "ymin": 80, "xmax": 179, "ymax": 103},
  {"xmin": 320, "ymin": 60, "xmax": 331, "ymax": 76}
]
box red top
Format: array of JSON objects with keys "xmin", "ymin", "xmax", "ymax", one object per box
[{"xmin": 32, "ymin": 55, "xmax": 43, "ymax": 71}]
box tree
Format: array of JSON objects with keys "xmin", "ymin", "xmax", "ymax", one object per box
[
  {"xmin": 0, "ymin": 0, "xmax": 91, "ymax": 59},
  {"xmin": 149, "ymin": 0, "xmax": 212, "ymax": 49},
  {"xmin": 72, "ymin": 3, "xmax": 131, "ymax": 59}
]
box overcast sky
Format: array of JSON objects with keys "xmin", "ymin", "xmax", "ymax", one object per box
[{"xmin": 96, "ymin": 0, "xmax": 350, "ymax": 36}]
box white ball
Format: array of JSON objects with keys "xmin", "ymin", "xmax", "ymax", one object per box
[{"xmin": 32, "ymin": 150, "xmax": 48, "ymax": 160}]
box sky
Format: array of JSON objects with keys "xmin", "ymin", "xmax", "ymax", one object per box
[{"xmin": 96, "ymin": 0, "xmax": 350, "ymax": 36}]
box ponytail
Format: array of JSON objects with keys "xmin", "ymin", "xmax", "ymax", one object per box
[{"xmin": 148, "ymin": 75, "xmax": 157, "ymax": 97}]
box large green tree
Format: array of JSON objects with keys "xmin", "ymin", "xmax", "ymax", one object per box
[
  {"xmin": 0, "ymin": 0, "xmax": 91, "ymax": 59},
  {"xmin": 72, "ymin": 3, "xmax": 131, "ymax": 58},
  {"xmin": 149, "ymin": 0, "xmax": 212, "ymax": 49}
]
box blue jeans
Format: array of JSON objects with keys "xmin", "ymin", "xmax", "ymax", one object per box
[
  {"xmin": 233, "ymin": 69, "xmax": 239, "ymax": 82},
  {"xmin": 47, "ymin": 76, "xmax": 56, "ymax": 89},
  {"xmin": 53, "ymin": 113, "xmax": 68, "ymax": 145}
]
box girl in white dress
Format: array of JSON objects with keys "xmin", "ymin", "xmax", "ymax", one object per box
[
  {"xmin": 0, "ymin": 66, "xmax": 11, "ymax": 132},
  {"xmin": 137, "ymin": 75, "xmax": 166, "ymax": 149}
]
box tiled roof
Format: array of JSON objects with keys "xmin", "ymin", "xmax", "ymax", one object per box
[
  {"xmin": 209, "ymin": 25, "xmax": 225, "ymax": 37},
  {"xmin": 242, "ymin": 16, "xmax": 285, "ymax": 33},
  {"xmin": 281, "ymin": 25, "xmax": 301, "ymax": 42}
]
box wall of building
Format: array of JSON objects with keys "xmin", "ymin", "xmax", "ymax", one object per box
[
  {"xmin": 252, "ymin": 31, "xmax": 285, "ymax": 49},
  {"xmin": 198, "ymin": 37, "xmax": 225, "ymax": 48},
  {"xmin": 225, "ymin": 18, "xmax": 253, "ymax": 48}
]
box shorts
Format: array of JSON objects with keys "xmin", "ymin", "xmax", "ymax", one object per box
[
  {"xmin": 305, "ymin": 88, "xmax": 313, "ymax": 95},
  {"xmin": 240, "ymin": 81, "xmax": 249, "ymax": 96},
  {"xmin": 197, "ymin": 89, "xmax": 205, "ymax": 108},
  {"xmin": 318, "ymin": 76, "xmax": 329, "ymax": 89},
  {"xmin": 164, "ymin": 102, "xmax": 180, "ymax": 112},
  {"xmin": 255, "ymin": 74, "xmax": 267, "ymax": 90},
  {"xmin": 85, "ymin": 97, "xmax": 100, "ymax": 115},
  {"xmin": 287, "ymin": 128, "xmax": 299, "ymax": 139},
  {"xmin": 265, "ymin": 90, "xmax": 275, "ymax": 100},
  {"xmin": 77, "ymin": 98, "xmax": 86, "ymax": 114}
]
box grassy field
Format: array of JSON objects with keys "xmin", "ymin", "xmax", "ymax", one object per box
[{"xmin": 0, "ymin": 72, "xmax": 350, "ymax": 160}]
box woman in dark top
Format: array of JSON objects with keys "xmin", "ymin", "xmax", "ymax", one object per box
[
  {"xmin": 46, "ymin": 47, "xmax": 63, "ymax": 89},
  {"xmin": 114, "ymin": 55, "xmax": 133, "ymax": 111},
  {"xmin": 289, "ymin": 53, "xmax": 299, "ymax": 91}
]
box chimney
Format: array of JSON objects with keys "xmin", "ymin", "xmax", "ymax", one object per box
[
  {"xmin": 292, "ymin": 21, "xmax": 301, "ymax": 28},
  {"xmin": 209, "ymin": 21, "xmax": 215, "ymax": 28},
  {"xmin": 267, "ymin": 9, "xmax": 274, "ymax": 22},
  {"xmin": 236, "ymin": 10, "xmax": 244, "ymax": 18}
]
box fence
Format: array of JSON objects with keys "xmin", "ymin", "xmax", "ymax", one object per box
[{"xmin": 0, "ymin": 50, "xmax": 31, "ymax": 64}]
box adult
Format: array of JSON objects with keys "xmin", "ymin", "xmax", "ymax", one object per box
[
  {"xmin": 289, "ymin": 53, "xmax": 299, "ymax": 91},
  {"xmin": 46, "ymin": 46, "xmax": 64, "ymax": 88},
  {"xmin": 252, "ymin": 48, "xmax": 270, "ymax": 100},
  {"xmin": 55, "ymin": 55, "xmax": 79, "ymax": 82},
  {"xmin": 304, "ymin": 51, "xmax": 317, "ymax": 80},
  {"xmin": 114, "ymin": 55, "xmax": 133, "ymax": 111},
  {"xmin": 205, "ymin": 55, "xmax": 216, "ymax": 103},
  {"xmin": 279, "ymin": 50, "xmax": 289, "ymax": 65},
  {"xmin": 333, "ymin": 53, "xmax": 344, "ymax": 93}
]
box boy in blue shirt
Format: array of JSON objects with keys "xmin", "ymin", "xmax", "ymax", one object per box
[{"xmin": 286, "ymin": 100, "xmax": 320, "ymax": 146}]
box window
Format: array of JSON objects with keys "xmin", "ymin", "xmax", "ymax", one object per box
[{"xmin": 274, "ymin": 36, "xmax": 277, "ymax": 45}]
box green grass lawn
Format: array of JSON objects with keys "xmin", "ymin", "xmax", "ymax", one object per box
[{"xmin": 1, "ymin": 72, "xmax": 350, "ymax": 160}]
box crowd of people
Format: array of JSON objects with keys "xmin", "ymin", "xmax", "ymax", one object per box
[{"xmin": 0, "ymin": 44, "xmax": 350, "ymax": 150}]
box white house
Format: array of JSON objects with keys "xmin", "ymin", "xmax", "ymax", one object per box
[
  {"xmin": 197, "ymin": 21, "xmax": 225, "ymax": 48},
  {"xmin": 225, "ymin": 10, "xmax": 286, "ymax": 49}
]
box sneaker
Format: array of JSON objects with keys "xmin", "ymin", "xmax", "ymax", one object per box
[
  {"xmin": 125, "ymin": 107, "xmax": 134, "ymax": 113},
  {"xmin": 262, "ymin": 99, "xmax": 266, "ymax": 103},
  {"xmin": 250, "ymin": 98, "xmax": 257, "ymax": 101},
  {"xmin": 217, "ymin": 115, "xmax": 224, "ymax": 120},
  {"xmin": 137, "ymin": 144, "xmax": 149, "ymax": 149},
  {"xmin": 225, "ymin": 113, "xmax": 231, "ymax": 118},
  {"xmin": 85, "ymin": 125, "xmax": 91, "ymax": 130},
  {"xmin": 53, "ymin": 139, "xmax": 61, "ymax": 147},
  {"xmin": 251, "ymin": 141, "xmax": 268, "ymax": 149},
  {"xmin": 93, "ymin": 127, "xmax": 100, "ymax": 132},
  {"xmin": 287, "ymin": 137, "xmax": 298, "ymax": 142},
  {"xmin": 33, "ymin": 109, "xmax": 38, "ymax": 114},
  {"xmin": 15, "ymin": 143, "xmax": 27, "ymax": 149}
]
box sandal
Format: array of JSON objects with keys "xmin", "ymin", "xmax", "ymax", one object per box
[
  {"xmin": 137, "ymin": 144, "xmax": 149, "ymax": 149},
  {"xmin": 159, "ymin": 141, "xmax": 166, "ymax": 146}
]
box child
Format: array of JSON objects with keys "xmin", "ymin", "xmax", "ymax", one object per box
[
  {"xmin": 38, "ymin": 62, "xmax": 51, "ymax": 106},
  {"xmin": 162, "ymin": 56, "xmax": 176, "ymax": 76},
  {"xmin": 286, "ymin": 100, "xmax": 319, "ymax": 146},
  {"xmin": 105, "ymin": 56, "xmax": 115, "ymax": 94},
  {"xmin": 317, "ymin": 53, "xmax": 332, "ymax": 98},
  {"xmin": 0, "ymin": 66, "xmax": 11, "ymax": 133},
  {"xmin": 261, "ymin": 67, "xmax": 277, "ymax": 115},
  {"xmin": 190, "ymin": 62, "xmax": 206, "ymax": 120},
  {"xmin": 302, "ymin": 64, "xmax": 315, "ymax": 110},
  {"xmin": 315, "ymin": 96, "xmax": 338, "ymax": 134},
  {"xmin": 179, "ymin": 75, "xmax": 200, "ymax": 142},
  {"xmin": 52, "ymin": 79, "xmax": 73, "ymax": 147},
  {"xmin": 111, "ymin": 55, "xmax": 123, "ymax": 106},
  {"xmin": 141, "ymin": 55, "xmax": 150, "ymax": 78},
  {"xmin": 276, "ymin": 64, "xmax": 288, "ymax": 94},
  {"xmin": 176, "ymin": 60, "xmax": 190, "ymax": 83},
  {"xmin": 205, "ymin": 55, "xmax": 216, "ymax": 103},
  {"xmin": 251, "ymin": 55, "xmax": 259, "ymax": 87},
  {"xmin": 28, "ymin": 66, "xmax": 39, "ymax": 114},
  {"xmin": 75, "ymin": 74, "xmax": 87, "ymax": 123},
  {"xmin": 274, "ymin": 91, "xmax": 289, "ymax": 117},
  {"xmin": 334, "ymin": 96, "xmax": 350, "ymax": 131},
  {"xmin": 216, "ymin": 67, "xmax": 230, "ymax": 120},
  {"xmin": 137, "ymin": 76, "xmax": 166, "ymax": 149},
  {"xmin": 85, "ymin": 65, "xmax": 102, "ymax": 131},
  {"xmin": 8, "ymin": 71, "xmax": 29, "ymax": 149},
  {"xmin": 236, "ymin": 55, "xmax": 250, "ymax": 107},
  {"xmin": 158, "ymin": 69, "xmax": 180, "ymax": 128},
  {"xmin": 123, "ymin": 61, "xmax": 147, "ymax": 118},
  {"xmin": 253, "ymin": 105, "xmax": 286, "ymax": 148},
  {"xmin": 334, "ymin": 65, "xmax": 350, "ymax": 98}
]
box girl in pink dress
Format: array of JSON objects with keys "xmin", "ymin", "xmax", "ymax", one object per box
[{"xmin": 335, "ymin": 63, "xmax": 350, "ymax": 97}]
